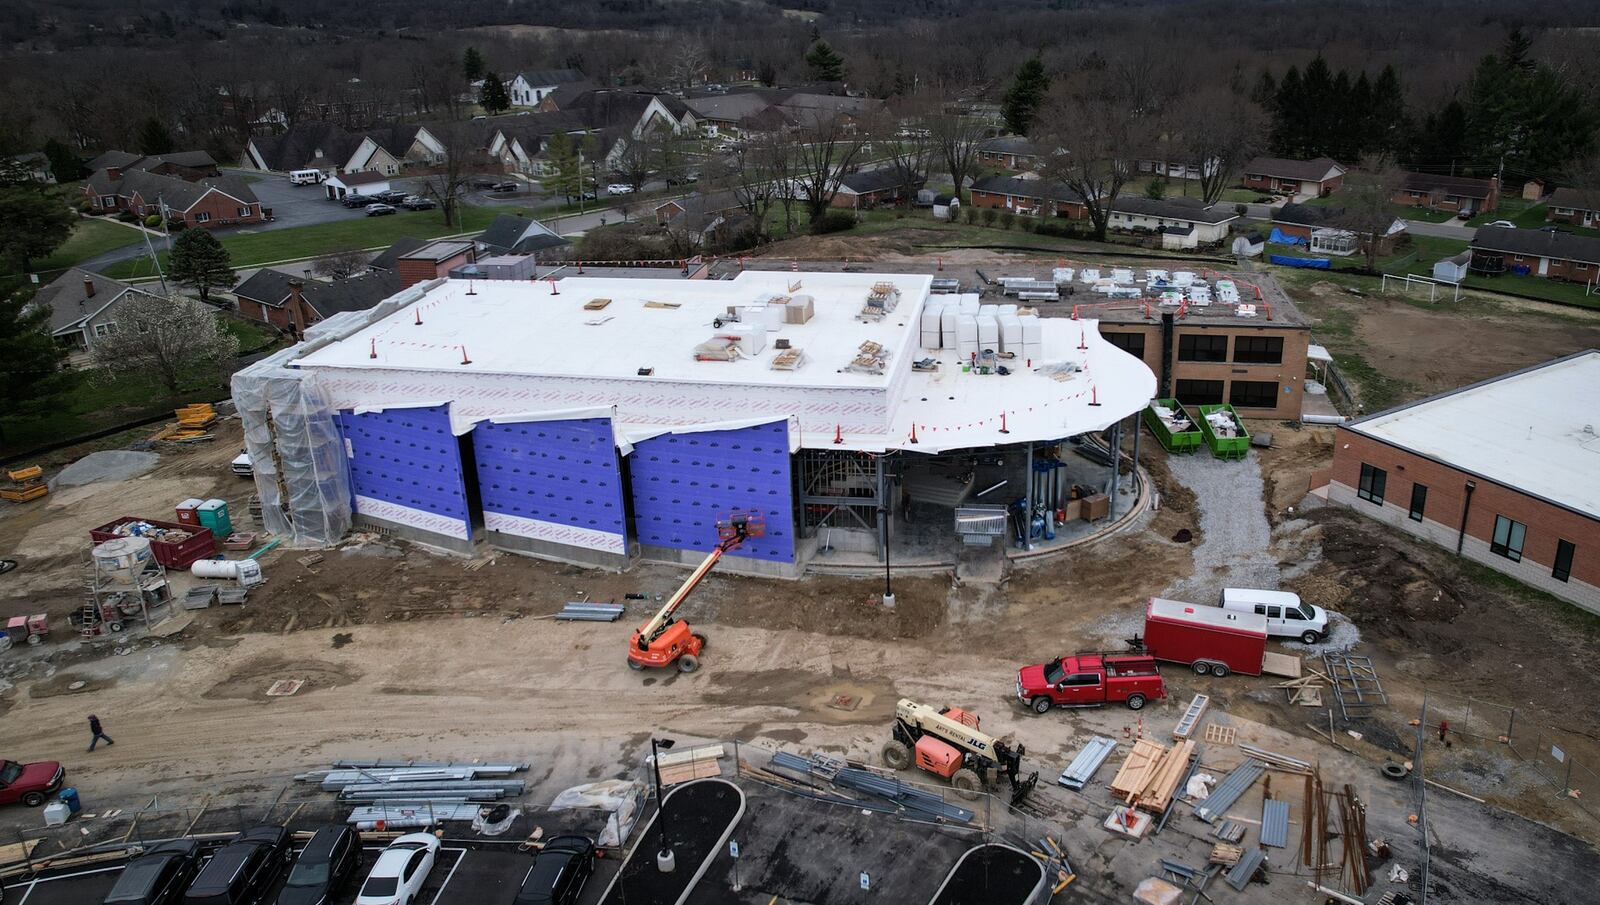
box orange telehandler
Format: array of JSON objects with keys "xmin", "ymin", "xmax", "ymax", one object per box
[{"xmin": 626, "ymin": 511, "xmax": 764, "ymax": 673}]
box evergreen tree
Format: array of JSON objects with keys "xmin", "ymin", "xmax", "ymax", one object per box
[
  {"xmin": 1268, "ymin": 66, "xmax": 1303, "ymax": 156},
  {"xmin": 0, "ymin": 278, "xmax": 76, "ymax": 442},
  {"xmin": 43, "ymin": 138, "xmax": 84, "ymax": 183},
  {"xmin": 804, "ymin": 40, "xmax": 845, "ymax": 82},
  {"xmin": 1000, "ymin": 56, "xmax": 1050, "ymax": 136},
  {"xmin": 1411, "ymin": 100, "xmax": 1468, "ymax": 173},
  {"xmin": 0, "ymin": 185, "xmax": 74, "ymax": 271},
  {"xmin": 545, "ymin": 130, "xmax": 580, "ymax": 203},
  {"xmin": 1251, "ymin": 69, "xmax": 1276, "ymax": 107},
  {"xmin": 463, "ymin": 47, "xmax": 486, "ymax": 83},
  {"xmin": 1502, "ymin": 28, "xmax": 1534, "ymax": 72},
  {"xmin": 478, "ymin": 71, "xmax": 511, "ymax": 115},
  {"xmin": 1368, "ymin": 65, "xmax": 1407, "ymax": 156},
  {"xmin": 167, "ymin": 228, "xmax": 235, "ymax": 303},
  {"xmin": 137, "ymin": 118, "xmax": 175, "ymax": 155}
]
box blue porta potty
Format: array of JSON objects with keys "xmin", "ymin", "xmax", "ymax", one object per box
[{"xmin": 59, "ymin": 787, "xmax": 81, "ymax": 814}]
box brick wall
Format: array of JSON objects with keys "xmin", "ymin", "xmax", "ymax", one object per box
[
  {"xmin": 173, "ymin": 189, "xmax": 263, "ymax": 229},
  {"xmin": 1097, "ymin": 321, "xmax": 1310, "ymax": 419},
  {"xmin": 1327, "ymin": 428, "xmax": 1600, "ymax": 613}
]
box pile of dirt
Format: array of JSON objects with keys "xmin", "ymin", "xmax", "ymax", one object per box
[
  {"xmin": 1313, "ymin": 512, "xmax": 1468, "ymax": 631},
  {"xmin": 1254, "ymin": 425, "xmax": 1335, "ymax": 523},
  {"xmin": 699, "ymin": 572, "xmax": 950, "ymax": 641}
]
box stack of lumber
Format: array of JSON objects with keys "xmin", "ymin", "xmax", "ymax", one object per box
[
  {"xmin": 1110, "ymin": 738, "xmax": 1198, "ymax": 813},
  {"xmin": 176, "ymin": 403, "xmax": 217, "ymax": 428},
  {"xmin": 1275, "ymin": 665, "xmax": 1331, "ymax": 706},
  {"xmin": 655, "ymin": 744, "xmax": 725, "ymax": 786}
]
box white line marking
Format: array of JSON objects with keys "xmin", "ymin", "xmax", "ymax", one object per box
[
  {"xmin": 429, "ymin": 849, "xmax": 466, "ymax": 905},
  {"xmin": 4, "ymin": 864, "xmax": 126, "ymax": 904}
]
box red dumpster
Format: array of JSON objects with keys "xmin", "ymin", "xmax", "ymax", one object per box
[{"xmin": 89, "ymin": 517, "xmax": 217, "ymax": 570}]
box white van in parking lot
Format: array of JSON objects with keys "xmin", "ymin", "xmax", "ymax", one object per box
[
  {"xmin": 1219, "ymin": 588, "xmax": 1328, "ymax": 644},
  {"xmin": 289, "ymin": 169, "xmax": 324, "ymax": 185}
]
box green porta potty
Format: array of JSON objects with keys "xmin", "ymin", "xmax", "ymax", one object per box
[
  {"xmin": 1196, "ymin": 404, "xmax": 1251, "ymax": 460},
  {"xmin": 1143, "ymin": 398, "xmax": 1204, "ymax": 454},
  {"xmin": 197, "ymin": 499, "xmax": 232, "ymax": 537}
]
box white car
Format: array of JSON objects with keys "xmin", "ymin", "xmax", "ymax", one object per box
[
  {"xmin": 355, "ymin": 832, "xmax": 440, "ymax": 905},
  {"xmin": 1484, "ymin": 220, "xmax": 1516, "ymax": 228},
  {"xmin": 231, "ymin": 449, "xmax": 253, "ymax": 477},
  {"xmin": 605, "ymin": 183, "xmax": 635, "ymax": 195}
]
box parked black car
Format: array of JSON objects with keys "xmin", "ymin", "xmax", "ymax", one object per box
[
  {"xmin": 512, "ymin": 835, "xmax": 595, "ymax": 905},
  {"xmin": 275, "ymin": 825, "xmax": 361, "ymax": 905},
  {"xmin": 104, "ymin": 839, "xmax": 203, "ymax": 905},
  {"xmin": 365, "ymin": 203, "xmax": 398, "ymax": 217},
  {"xmin": 341, "ymin": 194, "xmax": 378, "ymax": 208},
  {"xmin": 184, "ymin": 826, "xmax": 292, "ymax": 905},
  {"xmin": 374, "ymin": 190, "xmax": 410, "ymax": 205},
  {"xmin": 401, "ymin": 196, "xmax": 436, "ymax": 211}
]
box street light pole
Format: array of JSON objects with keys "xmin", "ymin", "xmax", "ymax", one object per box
[{"xmin": 652, "ymin": 737, "xmax": 677, "ymax": 873}]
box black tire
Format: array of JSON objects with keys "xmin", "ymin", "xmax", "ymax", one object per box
[
  {"xmin": 1381, "ymin": 761, "xmax": 1409, "ymax": 780},
  {"xmin": 881, "ymin": 740, "xmax": 913, "ymax": 770},
  {"xmin": 1212, "ymin": 663, "xmax": 1231, "ymax": 678},
  {"xmin": 21, "ymin": 792, "xmax": 45, "ymax": 807},
  {"xmin": 1031, "ymin": 696, "xmax": 1053, "ymax": 715},
  {"xmin": 677, "ymin": 654, "xmax": 699, "ymax": 673},
  {"xmin": 1192, "ymin": 661, "xmax": 1213, "ymax": 676},
  {"xmin": 1126, "ymin": 694, "xmax": 1147, "ymax": 711},
  {"xmin": 1302, "ymin": 630, "xmax": 1321, "ymax": 645},
  {"xmin": 626, "ymin": 658, "xmax": 644, "ymax": 671},
  {"xmin": 108, "ymin": 622, "xmax": 123, "ymax": 633},
  {"xmin": 951, "ymin": 768, "xmax": 983, "ymax": 800}
]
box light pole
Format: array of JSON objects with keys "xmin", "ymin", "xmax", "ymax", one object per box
[
  {"xmin": 651, "ymin": 737, "xmax": 677, "ymax": 873},
  {"xmin": 879, "ymin": 503, "xmax": 895, "ymax": 609}
]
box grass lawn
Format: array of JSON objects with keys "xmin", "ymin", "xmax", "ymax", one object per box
[
  {"xmin": 0, "ymin": 369, "xmax": 229, "ymax": 455},
  {"xmin": 1461, "ymin": 273, "xmax": 1599, "ymax": 309},
  {"xmin": 33, "ymin": 218, "xmax": 144, "ymax": 275},
  {"xmin": 102, "ymin": 204, "xmax": 509, "ymax": 280},
  {"xmin": 220, "ymin": 316, "xmax": 278, "ymax": 353}
]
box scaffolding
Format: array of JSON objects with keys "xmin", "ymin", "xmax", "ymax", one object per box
[{"xmin": 82, "ymin": 536, "xmax": 171, "ymax": 638}]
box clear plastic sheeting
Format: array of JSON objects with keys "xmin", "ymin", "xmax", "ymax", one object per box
[{"xmin": 232, "ymin": 348, "xmax": 351, "ymax": 548}]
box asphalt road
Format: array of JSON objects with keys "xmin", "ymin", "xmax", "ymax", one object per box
[{"xmin": 1403, "ymin": 218, "xmax": 1478, "ymax": 239}]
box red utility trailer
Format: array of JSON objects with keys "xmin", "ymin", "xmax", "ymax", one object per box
[
  {"xmin": 89, "ymin": 517, "xmax": 217, "ymax": 570},
  {"xmin": 1142, "ymin": 597, "xmax": 1271, "ymax": 677}
]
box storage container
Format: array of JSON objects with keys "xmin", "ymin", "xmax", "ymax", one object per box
[
  {"xmin": 1196, "ymin": 404, "xmax": 1251, "ymax": 461},
  {"xmin": 197, "ymin": 499, "xmax": 232, "ymax": 537},
  {"xmin": 1143, "ymin": 399, "xmax": 1204, "ymax": 454},
  {"xmin": 89, "ymin": 517, "xmax": 217, "ymax": 570}
]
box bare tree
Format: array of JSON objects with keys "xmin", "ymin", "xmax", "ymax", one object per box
[
  {"xmin": 665, "ymin": 42, "xmax": 710, "ymax": 92},
  {"xmin": 91, "ymin": 293, "xmax": 240, "ymax": 394},
  {"xmin": 1035, "ymin": 68, "xmax": 1161, "ymax": 242},
  {"xmin": 311, "ymin": 247, "xmax": 371, "ymax": 280},
  {"xmin": 1178, "ymin": 85, "xmax": 1267, "ymax": 205},
  {"xmin": 870, "ymin": 103, "xmax": 935, "ymax": 207},
  {"xmin": 708, "ymin": 131, "xmax": 794, "ymax": 242},
  {"xmin": 791, "ymin": 113, "xmax": 868, "ymax": 225},
  {"xmin": 930, "ymin": 109, "xmax": 988, "ymax": 202},
  {"xmin": 419, "ymin": 121, "xmax": 483, "ymax": 228},
  {"xmin": 1334, "ymin": 155, "xmax": 1407, "ymax": 272}
]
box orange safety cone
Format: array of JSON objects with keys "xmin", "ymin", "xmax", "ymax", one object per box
[{"xmin": 833, "ymin": 424, "xmax": 844, "ymax": 445}]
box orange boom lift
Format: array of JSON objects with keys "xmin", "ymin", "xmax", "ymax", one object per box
[{"xmin": 627, "ymin": 511, "xmax": 764, "ymax": 674}]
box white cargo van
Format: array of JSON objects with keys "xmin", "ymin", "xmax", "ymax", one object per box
[
  {"xmin": 1219, "ymin": 588, "xmax": 1327, "ymax": 644},
  {"xmin": 289, "ymin": 169, "xmax": 323, "ymax": 186}
]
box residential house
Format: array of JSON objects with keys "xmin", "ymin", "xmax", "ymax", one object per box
[
  {"xmin": 533, "ymin": 80, "xmax": 602, "ymax": 113},
  {"xmin": 967, "ymin": 174, "xmax": 1087, "ymax": 218},
  {"xmin": 1241, "ymin": 156, "xmax": 1347, "ymax": 197},
  {"xmin": 7, "ymin": 152, "xmax": 56, "ymax": 184},
  {"xmin": 653, "ymin": 191, "xmax": 751, "ymax": 247},
  {"xmin": 1272, "ymin": 202, "xmax": 1405, "ymax": 256},
  {"xmin": 684, "ymin": 93, "xmax": 787, "ymax": 138},
  {"xmin": 85, "ymin": 170, "xmax": 264, "ymax": 228},
  {"xmin": 487, "ymin": 113, "xmax": 592, "ymax": 176},
  {"xmin": 1134, "ymin": 143, "xmax": 1215, "ymax": 182},
  {"xmin": 395, "ymin": 239, "xmax": 477, "ymax": 289},
  {"xmin": 1546, "ymin": 187, "xmax": 1600, "ymax": 228},
  {"xmin": 233, "ymin": 268, "xmax": 403, "ymax": 333},
  {"xmin": 830, "ymin": 167, "xmax": 923, "ymax": 210},
  {"xmin": 242, "ymin": 122, "xmax": 362, "ymax": 175},
  {"xmin": 976, "ymin": 136, "xmax": 1040, "ymax": 171},
  {"xmin": 1395, "ymin": 172, "xmax": 1499, "ymax": 214},
  {"xmin": 475, "ymin": 214, "xmax": 571, "ymax": 256},
  {"xmin": 30, "ymin": 268, "xmax": 164, "ymax": 359},
  {"xmin": 86, "ymin": 150, "xmax": 221, "ymax": 181},
  {"xmin": 369, "ymin": 237, "xmax": 430, "ymax": 272},
  {"xmin": 1470, "ymin": 226, "xmax": 1600, "ymax": 283},
  {"xmin": 507, "ymin": 70, "xmax": 589, "ymax": 107},
  {"xmin": 1107, "ymin": 197, "xmax": 1239, "ymax": 249},
  {"xmin": 323, "ymin": 171, "xmax": 391, "ymax": 200}
]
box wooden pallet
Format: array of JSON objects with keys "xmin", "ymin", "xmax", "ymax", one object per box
[
  {"xmin": 1110, "ymin": 739, "xmax": 1167, "ymax": 798},
  {"xmin": 1203, "ymin": 724, "xmax": 1237, "ymax": 746}
]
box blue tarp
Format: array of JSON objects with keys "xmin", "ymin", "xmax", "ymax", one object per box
[
  {"xmin": 1269, "ymin": 254, "xmax": 1332, "ymax": 270},
  {"xmin": 1268, "ymin": 228, "xmax": 1307, "ymax": 247}
]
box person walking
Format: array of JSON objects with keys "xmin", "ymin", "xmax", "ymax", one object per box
[{"xmin": 87, "ymin": 714, "xmax": 114, "ymax": 752}]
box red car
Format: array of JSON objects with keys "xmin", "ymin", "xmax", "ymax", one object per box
[
  {"xmin": 0, "ymin": 758, "xmax": 64, "ymax": 807},
  {"xmin": 1017, "ymin": 653, "xmax": 1167, "ymax": 714}
]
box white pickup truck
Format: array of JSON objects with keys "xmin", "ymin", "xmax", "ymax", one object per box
[{"xmin": 231, "ymin": 449, "xmax": 253, "ymax": 477}]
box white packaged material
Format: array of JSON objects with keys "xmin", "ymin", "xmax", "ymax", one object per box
[
  {"xmin": 1019, "ymin": 314, "xmax": 1042, "ymax": 345},
  {"xmin": 959, "ymin": 295, "xmax": 981, "ymax": 315},
  {"xmin": 921, "ymin": 330, "xmax": 943, "ymax": 350},
  {"xmin": 998, "ymin": 314, "xmax": 1022, "ymax": 352},
  {"xmin": 977, "ymin": 314, "xmax": 999, "ymax": 348},
  {"xmin": 1173, "ymin": 270, "xmax": 1195, "ymax": 287},
  {"xmin": 1079, "ymin": 268, "xmax": 1101, "ymax": 283},
  {"xmin": 1053, "ymin": 267, "xmax": 1074, "ymax": 283},
  {"xmin": 1111, "ymin": 268, "xmax": 1134, "ymax": 283},
  {"xmin": 979, "ymin": 304, "xmax": 999, "ymax": 317},
  {"xmin": 998, "ymin": 303, "xmax": 1018, "ymax": 317}
]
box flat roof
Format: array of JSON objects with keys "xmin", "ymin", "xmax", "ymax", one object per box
[
  {"xmin": 1346, "ymin": 350, "xmax": 1600, "ymax": 520},
  {"xmin": 400, "ymin": 240, "xmax": 475, "ymax": 263}
]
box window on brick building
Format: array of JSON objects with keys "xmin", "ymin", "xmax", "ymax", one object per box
[
  {"xmin": 1233, "ymin": 336, "xmax": 1283, "ymax": 364},
  {"xmin": 1229, "ymin": 381, "xmax": 1280, "ymax": 408},
  {"xmin": 1175, "ymin": 379, "xmax": 1224, "ymax": 406},
  {"xmin": 1553, "ymin": 539, "xmax": 1575, "ymax": 582},
  {"xmin": 1358, "ymin": 464, "xmax": 1386, "ymax": 505},
  {"xmin": 1409, "ymin": 483, "xmax": 1428, "ymax": 522},
  {"xmin": 1491, "ymin": 515, "xmax": 1526, "ymax": 562},
  {"xmin": 1103, "ymin": 332, "xmax": 1146, "ymax": 358},
  {"xmin": 195, "ymin": 211, "xmax": 211, "ymax": 223},
  {"xmin": 1179, "ymin": 334, "xmax": 1228, "ymax": 362}
]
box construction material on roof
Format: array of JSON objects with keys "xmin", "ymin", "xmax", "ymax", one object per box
[
  {"xmin": 1172, "ymin": 694, "xmax": 1209, "ymax": 739},
  {"xmin": 1058, "ymin": 736, "xmax": 1118, "ymax": 790},
  {"xmin": 1195, "ymin": 760, "xmax": 1266, "ymax": 823}
]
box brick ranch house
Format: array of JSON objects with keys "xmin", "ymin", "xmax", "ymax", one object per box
[
  {"xmin": 976, "ymin": 136, "xmax": 1041, "ymax": 171},
  {"xmin": 1470, "ymin": 226, "xmax": 1600, "ymax": 283},
  {"xmin": 968, "ymin": 175, "xmax": 1087, "ymax": 217},
  {"xmin": 1545, "ymin": 187, "xmax": 1599, "ymax": 228},
  {"xmin": 1318, "ymin": 351, "xmax": 1600, "ymax": 615},
  {"xmin": 233, "ymin": 268, "xmax": 402, "ymax": 333},
  {"xmin": 1241, "ymin": 156, "xmax": 1346, "ymax": 197},
  {"xmin": 1394, "ymin": 172, "xmax": 1499, "ymax": 214},
  {"xmin": 829, "ymin": 167, "xmax": 923, "ymax": 209},
  {"xmin": 84, "ymin": 170, "xmax": 263, "ymax": 229}
]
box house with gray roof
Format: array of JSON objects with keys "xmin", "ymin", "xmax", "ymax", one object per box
[
  {"xmin": 84, "ymin": 170, "xmax": 263, "ymax": 228},
  {"xmin": 29, "ymin": 268, "xmax": 165, "ymax": 358},
  {"xmin": 1471, "ymin": 226, "xmax": 1600, "ymax": 282},
  {"xmin": 1108, "ymin": 197, "xmax": 1239, "ymax": 249},
  {"xmin": 978, "ymin": 135, "xmax": 1041, "ymax": 170},
  {"xmin": 1242, "ymin": 156, "xmax": 1347, "ymax": 197},
  {"xmin": 233, "ymin": 268, "xmax": 403, "ymax": 332},
  {"xmin": 831, "ymin": 166, "xmax": 923, "ymax": 209},
  {"xmin": 507, "ymin": 69, "xmax": 589, "ymax": 107},
  {"xmin": 1546, "ymin": 187, "xmax": 1600, "ymax": 229},
  {"xmin": 475, "ymin": 214, "xmax": 571, "ymax": 256}
]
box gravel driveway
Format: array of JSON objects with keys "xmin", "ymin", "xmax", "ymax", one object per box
[{"xmin": 1159, "ymin": 451, "xmax": 1281, "ymax": 602}]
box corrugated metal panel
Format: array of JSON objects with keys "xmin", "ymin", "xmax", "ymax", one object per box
[
  {"xmin": 769, "ymin": 751, "xmax": 975, "ymax": 823},
  {"xmin": 1058, "ymin": 736, "xmax": 1118, "ymax": 790},
  {"xmin": 1196, "ymin": 760, "xmax": 1265, "ymax": 823},
  {"xmin": 1225, "ymin": 848, "xmax": 1266, "ymax": 891},
  {"xmin": 1261, "ymin": 799, "xmax": 1290, "ymax": 848}
]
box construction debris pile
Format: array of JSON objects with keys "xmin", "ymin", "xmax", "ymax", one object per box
[
  {"xmin": 757, "ymin": 750, "xmax": 976, "ymax": 825},
  {"xmin": 104, "ymin": 520, "xmax": 198, "ymax": 544},
  {"xmin": 294, "ymin": 759, "xmax": 530, "ymax": 830}
]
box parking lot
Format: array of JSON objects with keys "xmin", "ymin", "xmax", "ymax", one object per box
[{"xmin": 1, "ymin": 840, "xmax": 623, "ymax": 905}]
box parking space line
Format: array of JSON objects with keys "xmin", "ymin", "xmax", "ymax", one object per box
[
  {"xmin": 429, "ymin": 848, "xmax": 467, "ymax": 905},
  {"xmin": 3, "ymin": 864, "xmax": 125, "ymax": 905}
]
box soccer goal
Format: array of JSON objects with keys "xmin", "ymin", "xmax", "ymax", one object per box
[{"xmin": 1381, "ymin": 273, "xmax": 1463, "ymax": 302}]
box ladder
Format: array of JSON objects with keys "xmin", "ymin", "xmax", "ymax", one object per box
[
  {"xmin": 78, "ymin": 604, "xmax": 101, "ymax": 640},
  {"xmin": 1173, "ymin": 694, "xmax": 1210, "ymax": 739}
]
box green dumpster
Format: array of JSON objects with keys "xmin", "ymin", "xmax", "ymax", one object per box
[
  {"xmin": 1143, "ymin": 399, "xmax": 1204, "ymax": 454},
  {"xmin": 1196, "ymin": 404, "xmax": 1251, "ymax": 460}
]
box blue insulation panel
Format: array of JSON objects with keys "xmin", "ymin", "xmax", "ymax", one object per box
[
  {"xmin": 339, "ymin": 404, "xmax": 472, "ymax": 540},
  {"xmin": 629, "ymin": 420, "xmax": 794, "ymax": 563},
  {"xmin": 472, "ymin": 417, "xmax": 627, "ymax": 554}
]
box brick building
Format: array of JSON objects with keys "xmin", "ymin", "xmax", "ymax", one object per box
[
  {"xmin": 1394, "ymin": 172, "xmax": 1499, "ymax": 214},
  {"xmin": 1470, "ymin": 226, "xmax": 1600, "ymax": 283},
  {"xmin": 85, "ymin": 169, "xmax": 263, "ymax": 228},
  {"xmin": 234, "ymin": 268, "xmax": 403, "ymax": 332},
  {"xmin": 1241, "ymin": 156, "xmax": 1346, "ymax": 197},
  {"xmin": 975, "ymin": 135, "xmax": 1041, "ymax": 171},
  {"xmin": 1545, "ymin": 187, "xmax": 1599, "ymax": 228},
  {"xmin": 1320, "ymin": 351, "xmax": 1600, "ymax": 614},
  {"xmin": 1095, "ymin": 272, "xmax": 1310, "ymax": 420},
  {"xmin": 396, "ymin": 240, "xmax": 476, "ymax": 289},
  {"xmin": 967, "ymin": 175, "xmax": 1086, "ymax": 217}
]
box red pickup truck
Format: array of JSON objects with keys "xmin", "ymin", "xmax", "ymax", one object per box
[
  {"xmin": 1017, "ymin": 653, "xmax": 1167, "ymax": 714},
  {"xmin": 0, "ymin": 758, "xmax": 65, "ymax": 807}
]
